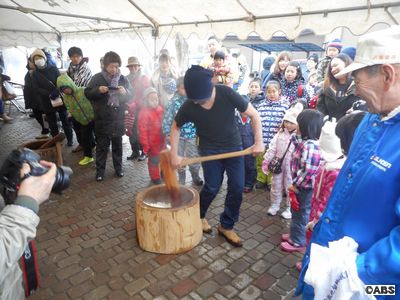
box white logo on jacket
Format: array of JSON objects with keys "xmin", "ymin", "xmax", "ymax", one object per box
[{"xmin": 370, "ymin": 155, "xmax": 392, "ymax": 171}]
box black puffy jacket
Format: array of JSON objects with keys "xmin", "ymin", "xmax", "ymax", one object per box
[{"xmin": 84, "ymin": 73, "xmax": 132, "ymax": 137}]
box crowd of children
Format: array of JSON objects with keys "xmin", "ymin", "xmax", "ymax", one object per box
[{"xmin": 232, "ymin": 40, "xmax": 369, "ymax": 272}]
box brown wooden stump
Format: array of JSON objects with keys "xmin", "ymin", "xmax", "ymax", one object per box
[{"xmin": 135, "ymin": 184, "xmax": 202, "ymax": 254}]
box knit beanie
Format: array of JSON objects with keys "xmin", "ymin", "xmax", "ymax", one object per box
[
  {"xmin": 31, "ymin": 49, "xmax": 47, "ymax": 61},
  {"xmin": 307, "ymin": 53, "xmax": 319, "ymax": 64},
  {"xmin": 142, "ymin": 87, "xmax": 158, "ymax": 101},
  {"xmin": 184, "ymin": 65, "xmax": 214, "ymax": 102},
  {"xmin": 341, "ymin": 46, "xmax": 356, "ymax": 61},
  {"xmin": 283, "ymin": 103, "xmax": 304, "ymax": 125},
  {"xmin": 335, "ymin": 111, "xmax": 366, "ymax": 155},
  {"xmin": 67, "ymin": 46, "xmax": 83, "ymax": 58},
  {"xmin": 319, "ymin": 117, "xmax": 342, "ymax": 162},
  {"xmin": 327, "ymin": 39, "xmax": 343, "ymax": 52}
]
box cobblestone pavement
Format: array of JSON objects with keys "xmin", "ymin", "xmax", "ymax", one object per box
[{"xmin": 1, "ymin": 112, "xmax": 303, "ymax": 300}]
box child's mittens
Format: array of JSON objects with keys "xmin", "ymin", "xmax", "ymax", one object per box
[
  {"xmin": 289, "ymin": 190, "xmax": 300, "ymax": 211},
  {"xmin": 261, "ymin": 160, "xmax": 269, "ymax": 175}
]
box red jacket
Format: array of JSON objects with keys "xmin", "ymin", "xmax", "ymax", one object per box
[{"xmin": 138, "ymin": 105, "xmax": 165, "ymax": 155}]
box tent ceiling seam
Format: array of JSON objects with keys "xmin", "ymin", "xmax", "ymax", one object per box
[
  {"xmin": 384, "ymin": 6, "xmax": 399, "ymax": 24},
  {"xmin": 127, "ymin": 0, "xmax": 158, "ymax": 29},
  {"xmin": 0, "ymin": 4, "xmax": 151, "ymax": 27},
  {"xmin": 157, "ymin": 2, "xmax": 400, "ymax": 28},
  {"xmin": 235, "ymin": 0, "xmax": 256, "ymax": 22},
  {"xmin": 9, "ymin": 0, "xmax": 61, "ymax": 38}
]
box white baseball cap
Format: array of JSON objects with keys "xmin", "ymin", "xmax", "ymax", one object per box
[{"xmin": 335, "ymin": 25, "xmax": 400, "ymax": 78}]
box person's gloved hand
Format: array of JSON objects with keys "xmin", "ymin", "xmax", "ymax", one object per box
[
  {"xmin": 261, "ymin": 160, "xmax": 269, "ymax": 175},
  {"xmin": 289, "ymin": 190, "xmax": 299, "ymax": 211}
]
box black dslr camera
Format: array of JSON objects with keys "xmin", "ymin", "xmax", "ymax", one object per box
[{"xmin": 0, "ymin": 148, "xmax": 73, "ymax": 205}]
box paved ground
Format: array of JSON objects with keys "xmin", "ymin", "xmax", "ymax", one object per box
[{"xmin": 0, "ymin": 109, "xmax": 303, "ymax": 300}]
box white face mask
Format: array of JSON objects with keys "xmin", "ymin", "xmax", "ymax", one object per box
[{"xmin": 34, "ymin": 58, "xmax": 46, "ymax": 68}]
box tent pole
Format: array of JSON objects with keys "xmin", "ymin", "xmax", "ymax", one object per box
[{"xmin": 154, "ymin": 34, "xmax": 157, "ymax": 70}]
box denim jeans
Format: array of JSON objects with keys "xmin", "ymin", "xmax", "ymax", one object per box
[
  {"xmin": 199, "ymin": 146, "xmax": 244, "ymax": 229},
  {"xmin": 290, "ymin": 187, "xmax": 312, "ymax": 246},
  {"xmin": 241, "ymin": 133, "xmax": 256, "ymax": 188}
]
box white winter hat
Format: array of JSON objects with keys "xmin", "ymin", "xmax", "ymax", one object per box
[
  {"xmin": 336, "ymin": 25, "xmax": 400, "ymax": 77},
  {"xmin": 283, "ymin": 103, "xmax": 303, "ymax": 125},
  {"xmin": 319, "ymin": 117, "xmax": 343, "ymax": 162}
]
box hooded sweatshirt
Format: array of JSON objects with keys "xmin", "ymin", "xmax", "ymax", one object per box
[
  {"xmin": 260, "ymin": 56, "xmax": 275, "ymax": 83},
  {"xmin": 57, "ymin": 74, "xmax": 94, "ymax": 125}
]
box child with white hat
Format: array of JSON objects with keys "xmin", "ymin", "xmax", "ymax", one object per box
[
  {"xmin": 307, "ymin": 117, "xmax": 345, "ymax": 235},
  {"xmin": 262, "ymin": 103, "xmax": 303, "ymax": 219}
]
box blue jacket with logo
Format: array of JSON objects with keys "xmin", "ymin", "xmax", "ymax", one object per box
[{"xmin": 296, "ymin": 111, "xmax": 400, "ymax": 299}]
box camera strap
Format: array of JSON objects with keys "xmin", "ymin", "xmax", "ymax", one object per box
[{"xmin": 20, "ymin": 240, "xmax": 40, "ymax": 297}]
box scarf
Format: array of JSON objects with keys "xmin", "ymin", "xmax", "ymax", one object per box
[
  {"xmin": 127, "ymin": 69, "xmax": 141, "ymax": 83},
  {"xmin": 160, "ymin": 73, "xmax": 176, "ymax": 94},
  {"xmin": 101, "ymin": 69, "xmax": 121, "ymax": 107}
]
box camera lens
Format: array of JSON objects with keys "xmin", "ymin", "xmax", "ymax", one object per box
[{"xmin": 52, "ymin": 166, "xmax": 73, "ymax": 193}]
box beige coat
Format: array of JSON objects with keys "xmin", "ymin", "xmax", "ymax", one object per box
[{"xmin": 0, "ymin": 204, "xmax": 39, "ymax": 300}]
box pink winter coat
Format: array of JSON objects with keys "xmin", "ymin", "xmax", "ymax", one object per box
[
  {"xmin": 308, "ymin": 159, "xmax": 345, "ymax": 225},
  {"xmin": 262, "ymin": 128, "xmax": 293, "ymax": 178}
]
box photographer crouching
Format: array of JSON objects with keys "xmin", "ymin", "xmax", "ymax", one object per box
[{"xmin": 0, "ymin": 148, "xmax": 72, "ymax": 299}]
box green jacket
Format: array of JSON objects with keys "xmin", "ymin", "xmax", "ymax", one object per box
[{"xmin": 57, "ymin": 74, "xmax": 94, "ymax": 125}]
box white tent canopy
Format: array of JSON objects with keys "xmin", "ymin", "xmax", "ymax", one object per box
[{"xmin": 0, "ymin": 0, "xmax": 399, "ymax": 47}]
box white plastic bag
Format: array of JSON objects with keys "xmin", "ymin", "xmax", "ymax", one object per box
[{"xmin": 304, "ymin": 236, "xmax": 376, "ymax": 300}]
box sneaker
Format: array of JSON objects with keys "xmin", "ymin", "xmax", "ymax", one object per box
[
  {"xmin": 79, "ymin": 156, "xmax": 94, "ymax": 166},
  {"xmin": 280, "ymin": 241, "xmax": 305, "ymax": 253},
  {"xmin": 255, "ymin": 181, "xmax": 268, "ymax": 189},
  {"xmin": 72, "ymin": 145, "xmax": 83, "ymax": 153},
  {"xmin": 137, "ymin": 153, "xmax": 147, "ymax": 161},
  {"xmin": 267, "ymin": 205, "xmax": 279, "ymax": 216},
  {"xmin": 127, "ymin": 153, "xmax": 139, "ymax": 160},
  {"xmin": 67, "ymin": 141, "xmax": 73, "ymax": 147},
  {"xmin": 96, "ymin": 175, "xmax": 104, "ymax": 182},
  {"xmin": 218, "ymin": 225, "xmax": 242, "ymax": 247},
  {"xmin": 116, "ymin": 171, "xmax": 124, "ymax": 177},
  {"xmin": 281, "ymin": 208, "xmax": 292, "ymax": 219},
  {"xmin": 201, "ymin": 218, "xmax": 212, "ymax": 234},
  {"xmin": 281, "ymin": 233, "xmax": 290, "ymax": 242}
]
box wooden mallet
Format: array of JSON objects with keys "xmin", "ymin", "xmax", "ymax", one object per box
[{"xmin": 159, "ymin": 146, "xmax": 254, "ymax": 201}]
